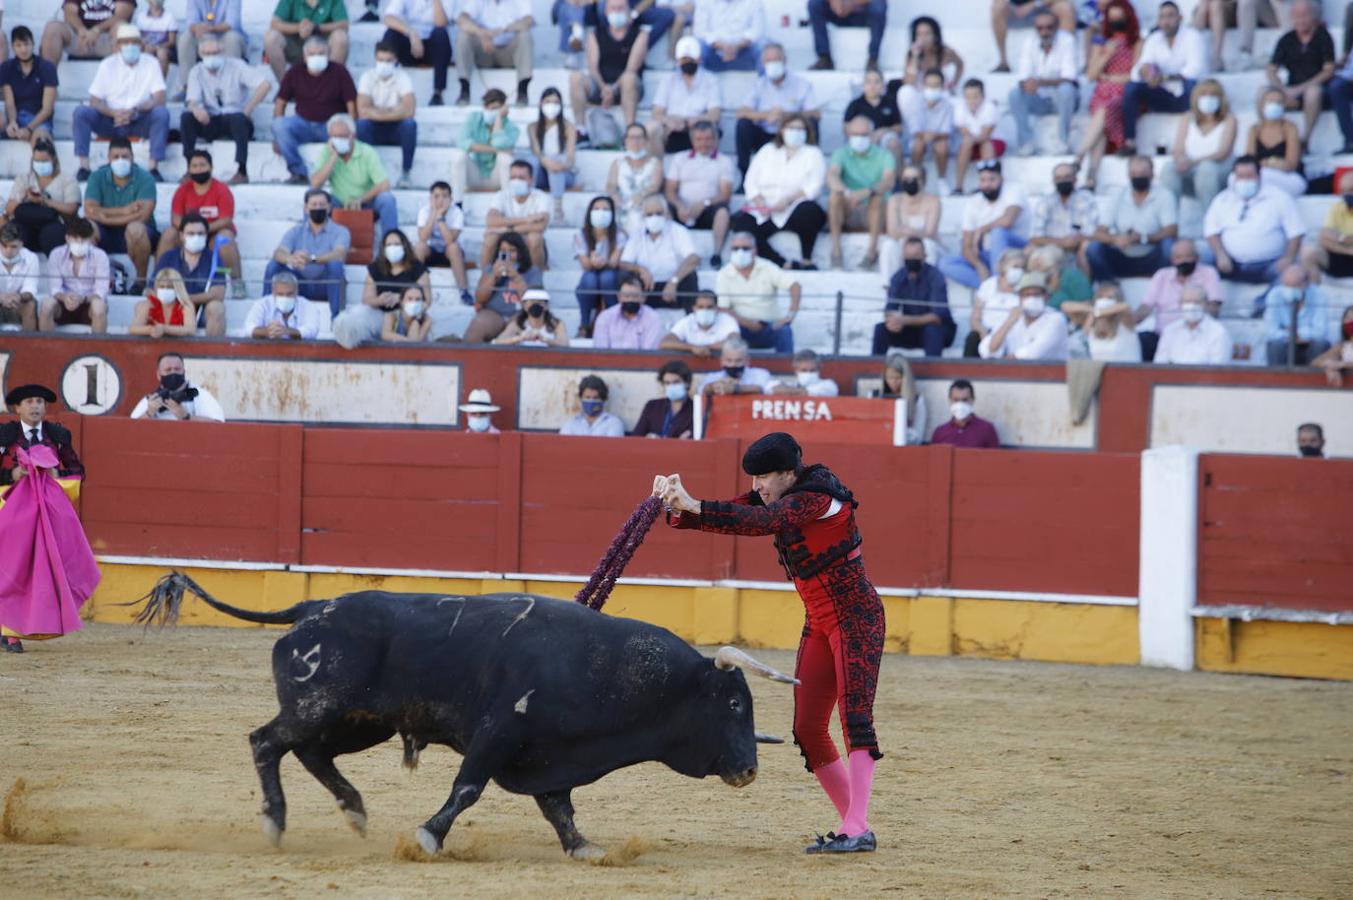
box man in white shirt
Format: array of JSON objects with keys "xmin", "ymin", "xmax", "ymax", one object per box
[
  {"xmin": 1007, "ymin": 10, "xmax": 1078, "ymax": 155},
  {"xmin": 650, "ymin": 35, "xmax": 723, "ymax": 154},
  {"xmin": 380, "ymin": 0, "xmax": 452, "ymax": 106},
  {"xmin": 181, "ymin": 34, "xmax": 271, "ymax": 185},
  {"xmin": 766, "ymin": 349, "xmax": 840, "ymax": 397},
  {"xmin": 559, "ymin": 374, "xmax": 625, "ymax": 437},
  {"xmin": 660, "ymin": 289, "xmax": 741, "ymax": 355},
  {"xmin": 696, "ymin": 336, "xmax": 773, "ymax": 394},
  {"xmin": 715, "ymin": 231, "xmax": 802, "ymax": 352},
  {"xmin": 620, "ymin": 195, "xmax": 701, "ymax": 309},
  {"xmin": 693, "ymin": 0, "xmax": 764, "ymax": 71},
  {"xmin": 482, "ymin": 159, "xmax": 551, "ymax": 270},
  {"xmin": 979, "ymin": 271, "xmax": 1069, "ymax": 360},
  {"xmin": 130, "ymin": 352, "xmax": 226, "ymax": 421},
  {"xmin": 414, "ymin": 180, "xmax": 471, "ymax": 303},
  {"xmin": 664, "ymin": 121, "xmax": 736, "ymax": 268},
  {"xmin": 1120, "ymin": 0, "xmax": 1206, "ymax": 155},
  {"xmin": 72, "ymin": 24, "xmax": 169, "ymax": 181},
  {"xmin": 733, "ymin": 42, "xmax": 819, "ymax": 173},
  {"xmin": 243, "ymin": 271, "xmax": 322, "ymax": 340},
  {"xmin": 0, "ymin": 224, "xmax": 40, "ymax": 331},
  {"xmin": 1085, "ymin": 155, "xmax": 1179, "ymax": 278},
  {"xmin": 1154, "ymin": 284, "xmax": 1233, "ymax": 365},
  {"xmin": 455, "ymin": 0, "xmax": 533, "ymax": 107},
  {"xmin": 356, "ymin": 41, "xmax": 418, "ymax": 187},
  {"xmin": 1202, "ymin": 155, "xmax": 1306, "ymax": 283},
  {"xmin": 939, "ymin": 160, "xmax": 1029, "ymax": 289}
]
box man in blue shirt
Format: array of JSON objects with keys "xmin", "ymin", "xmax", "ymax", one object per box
[
  {"xmin": 153, "ymin": 213, "xmax": 227, "ymax": 335},
  {"xmin": 873, "ymin": 236, "xmax": 955, "ymax": 357},
  {"xmin": 0, "ymin": 27, "xmax": 59, "ymax": 140},
  {"xmin": 263, "ymin": 188, "xmax": 351, "ymax": 317},
  {"xmin": 1264, "ymin": 263, "xmax": 1331, "ymax": 366}
]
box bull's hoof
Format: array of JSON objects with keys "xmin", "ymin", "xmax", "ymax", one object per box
[
  {"xmin": 342, "ymin": 807, "xmax": 368, "ymax": 836},
  {"xmin": 258, "ymin": 814, "xmax": 283, "ymax": 847},
  {"xmin": 415, "ymin": 826, "xmax": 442, "ymax": 856},
  {"xmin": 567, "ymin": 842, "xmax": 606, "ymax": 862}
]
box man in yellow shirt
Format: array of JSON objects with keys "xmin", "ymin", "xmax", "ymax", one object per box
[{"xmin": 713, "ymin": 231, "xmax": 802, "ymax": 352}]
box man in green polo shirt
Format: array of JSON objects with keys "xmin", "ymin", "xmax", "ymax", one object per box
[
  {"xmin": 263, "ymin": 0, "xmax": 351, "ymax": 82},
  {"xmin": 827, "ymin": 115, "xmax": 895, "ymax": 271},
  {"xmin": 82, "ymin": 136, "xmax": 159, "ymax": 286},
  {"xmin": 310, "ymin": 112, "xmax": 397, "ymax": 237}
]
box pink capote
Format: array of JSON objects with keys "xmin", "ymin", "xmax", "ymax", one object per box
[{"xmin": 0, "ymin": 445, "xmax": 100, "ymax": 636}]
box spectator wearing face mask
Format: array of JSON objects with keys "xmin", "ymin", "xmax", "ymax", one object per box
[
  {"xmin": 574, "ymin": 196, "xmax": 626, "ymax": 337},
  {"xmin": 827, "ymin": 115, "xmax": 895, "ymax": 271},
  {"xmin": 73, "ymin": 24, "xmax": 170, "ymax": 182},
  {"xmin": 1117, "ymin": 1, "xmax": 1206, "ymax": 159},
  {"xmin": 39, "ymin": 218, "xmax": 109, "ymax": 334},
  {"xmin": 967, "ymin": 248, "xmax": 1025, "ymax": 357},
  {"xmin": 311, "ymin": 112, "xmax": 399, "ymax": 239},
  {"xmin": 592, "ymin": 273, "xmax": 664, "ymax": 350},
  {"xmin": 244, "ymin": 270, "xmax": 321, "ymax": 340},
  {"xmin": 380, "ymin": 0, "xmax": 453, "ymax": 107},
  {"xmin": 649, "ymin": 35, "xmax": 723, "ymax": 155},
  {"xmin": 265, "ymin": 189, "xmax": 350, "ymax": 318},
  {"xmin": 664, "ymin": 120, "xmax": 735, "ymax": 269},
  {"xmin": 1311, "ymin": 306, "xmax": 1353, "ymax": 385},
  {"xmin": 1154, "ymin": 283, "xmax": 1232, "ymax": 365},
  {"xmin": 715, "ymin": 232, "xmax": 801, "ymax": 352},
  {"xmin": 4, "ymin": 140, "xmax": 80, "ymax": 258},
  {"xmin": 732, "ymin": 114, "xmax": 827, "ymax": 270},
  {"xmin": 609, "ymin": 123, "xmax": 664, "ymax": 236},
  {"xmin": 660, "ymin": 289, "xmax": 740, "ymax": 356},
  {"xmin": 449, "ymin": 89, "xmax": 518, "ymax": 198},
  {"xmin": 334, "ymin": 227, "xmax": 432, "ymax": 349},
  {"xmin": 951, "ymin": 78, "xmax": 1004, "ymax": 197},
  {"xmin": 262, "ymin": 0, "xmax": 351, "ymax": 84},
  {"xmin": 566, "ymin": 0, "xmax": 649, "ymax": 142},
  {"xmin": 152, "ymin": 212, "xmax": 227, "ymax": 336},
  {"xmin": 560, "ymin": 374, "xmax": 625, "ymax": 437},
  {"xmin": 130, "ymin": 352, "xmax": 226, "ymax": 421},
  {"xmin": 697, "ymin": 335, "xmax": 772, "ymax": 395},
  {"xmin": 528, "ymin": 87, "xmax": 579, "ymax": 225},
  {"xmin": 1066, "ymin": 283, "xmax": 1142, "ymax": 362},
  {"xmin": 466, "ymin": 231, "xmax": 543, "ymax": 343},
  {"xmin": 979, "ymin": 271, "xmax": 1070, "ymax": 360},
  {"xmin": 129, "ymin": 268, "xmax": 197, "ymax": 339},
  {"xmin": 1296, "ymin": 422, "xmax": 1325, "ymax": 458},
  {"xmin": 633, "ymin": 360, "xmax": 695, "ymax": 438},
  {"xmin": 181, "ymin": 34, "xmax": 266, "ymax": 186},
  {"xmin": 619, "ymin": 195, "xmax": 700, "ymax": 310},
  {"xmin": 1134, "ymin": 238, "xmax": 1221, "ymax": 361},
  {"xmin": 1028, "ymin": 162, "xmax": 1097, "ymax": 269},
  {"xmin": 1160, "ymin": 80, "xmax": 1235, "ymax": 213},
  {"xmin": 880, "ymin": 164, "xmax": 941, "ymax": 282},
  {"xmin": 272, "ymin": 35, "xmax": 358, "ymax": 184},
  {"xmin": 930, "ymin": 379, "xmax": 1000, "ymax": 448},
  {"xmin": 356, "ymin": 41, "xmax": 418, "ymax": 190},
  {"xmin": 693, "ymin": 0, "xmax": 765, "ymax": 72},
  {"xmin": 1247, "ymin": 86, "xmax": 1307, "ymax": 198},
  {"xmin": 459, "ymin": 388, "xmax": 502, "ymax": 434},
  {"xmin": 1303, "ymin": 171, "xmax": 1353, "ymax": 279},
  {"xmin": 1263, "ymin": 263, "xmax": 1331, "ymax": 366},
  {"xmin": 380, "ymin": 284, "xmax": 434, "ymax": 343},
  {"xmin": 1085, "ymin": 155, "xmax": 1178, "ymax": 280},
  {"xmin": 82, "ymin": 137, "xmax": 159, "ymax": 287},
  {"xmin": 909, "ymin": 69, "xmax": 954, "ymax": 193},
  {"xmin": 766, "ymin": 349, "xmax": 839, "ymax": 397},
  {"xmin": 0, "ymin": 224, "xmax": 39, "ymax": 332},
  {"xmin": 874, "ymin": 237, "xmax": 953, "ymax": 357},
  {"xmin": 733, "ymin": 43, "xmax": 820, "ymax": 175},
  {"xmin": 1264, "ymin": 0, "xmax": 1334, "ymax": 148},
  {"xmin": 938, "ymin": 160, "xmax": 1029, "ymax": 289},
  {"xmin": 494, "ymin": 287, "xmax": 569, "ymax": 347},
  {"xmin": 483, "ymin": 159, "xmax": 552, "ymax": 272},
  {"xmin": 165, "ymin": 150, "xmax": 246, "ymax": 297},
  {"xmin": 1202, "ymin": 156, "xmax": 1306, "ymax": 283}
]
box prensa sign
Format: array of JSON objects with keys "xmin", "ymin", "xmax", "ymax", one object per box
[
  {"xmin": 750, "ymin": 399, "xmax": 835, "ymax": 421},
  {"xmin": 696, "ymin": 394, "xmax": 910, "ymax": 446}
]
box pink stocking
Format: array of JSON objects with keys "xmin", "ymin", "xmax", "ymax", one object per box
[
  {"xmin": 812, "ymin": 758, "xmax": 851, "ymax": 820},
  {"xmin": 840, "ymin": 750, "xmax": 876, "ymax": 836}
]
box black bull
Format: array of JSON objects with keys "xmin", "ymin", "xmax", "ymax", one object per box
[{"xmin": 131, "ymin": 573, "xmax": 797, "ymax": 860}]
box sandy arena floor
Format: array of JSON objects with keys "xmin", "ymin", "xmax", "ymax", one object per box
[{"xmin": 1, "ymin": 623, "xmax": 1350, "ymax": 899}]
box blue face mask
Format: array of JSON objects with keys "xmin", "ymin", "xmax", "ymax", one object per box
[
  {"xmin": 120, "ymin": 43, "xmax": 141, "ymax": 65},
  {"xmin": 110, "ymin": 158, "xmax": 133, "ymax": 179},
  {"xmin": 581, "ymin": 399, "xmax": 604, "ymax": 417}
]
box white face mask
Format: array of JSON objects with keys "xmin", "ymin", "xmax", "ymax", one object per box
[
  {"xmin": 120, "ymin": 43, "xmax": 141, "ymax": 65},
  {"xmin": 782, "ymin": 128, "xmax": 807, "ymax": 148},
  {"xmin": 1233, "ymin": 178, "xmax": 1259, "ymax": 199},
  {"xmin": 375, "ymin": 60, "xmax": 396, "ymax": 78},
  {"xmin": 625, "ymin": 147, "xmax": 648, "ymax": 161},
  {"xmin": 664, "ymin": 382, "xmax": 688, "ymax": 402},
  {"xmin": 730, "ymin": 248, "xmax": 754, "ymax": 268},
  {"xmin": 110, "ymin": 158, "xmax": 133, "ymax": 179},
  {"xmin": 510, "ymin": 178, "xmax": 530, "ymax": 198},
  {"xmin": 331, "ymin": 136, "xmax": 352, "ymax": 156},
  {"xmin": 1182, "ymin": 304, "xmax": 1205, "ymax": 324},
  {"xmin": 404, "ymin": 301, "xmax": 425, "ymax": 318},
  {"xmin": 306, "ymin": 54, "xmax": 329, "ymax": 74},
  {"xmin": 589, "ymin": 207, "xmax": 613, "ymax": 228},
  {"xmin": 950, "ymin": 401, "xmax": 973, "ymax": 422},
  {"xmin": 1262, "ymin": 101, "xmax": 1285, "ymax": 121},
  {"xmin": 923, "ymin": 87, "xmax": 944, "ymax": 103},
  {"xmin": 795, "ymin": 370, "xmax": 819, "ymax": 386},
  {"xmin": 541, "ymin": 102, "xmax": 562, "ymax": 120},
  {"xmin": 1022, "ymin": 295, "xmax": 1046, "ymax": 317},
  {"xmin": 68, "ymin": 240, "xmax": 90, "ymax": 258},
  {"xmin": 184, "ymin": 234, "xmax": 207, "ymax": 254},
  {"xmin": 203, "ymin": 53, "xmax": 225, "ymax": 72},
  {"xmin": 694, "ymin": 307, "xmax": 717, "ymax": 327},
  {"xmin": 157, "ymin": 287, "xmax": 178, "ymax": 303},
  {"xmin": 467, "ymin": 415, "xmax": 491, "ymax": 432},
  {"xmin": 606, "ymin": 11, "xmax": 630, "ymax": 28},
  {"xmin": 481, "ymin": 106, "xmax": 500, "ymax": 121},
  {"xmin": 848, "ymin": 134, "xmax": 871, "ymax": 154},
  {"xmin": 1004, "ymin": 266, "xmax": 1024, "ymax": 285},
  {"xmin": 644, "ymin": 214, "xmax": 666, "ymax": 235},
  {"xmin": 1197, "ymin": 94, "xmax": 1221, "ymax": 115},
  {"xmin": 1093, "ymin": 297, "xmax": 1117, "ymax": 315},
  {"xmin": 275, "ymin": 293, "xmax": 297, "ymax": 314},
  {"xmin": 384, "ymin": 244, "xmax": 406, "ymax": 264},
  {"xmin": 763, "ymin": 60, "xmax": 786, "ymax": 80}
]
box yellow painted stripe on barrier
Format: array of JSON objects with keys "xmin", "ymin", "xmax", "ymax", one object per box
[{"xmin": 1196, "ymin": 618, "xmax": 1353, "ymax": 681}]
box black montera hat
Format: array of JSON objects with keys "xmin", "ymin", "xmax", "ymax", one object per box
[
  {"xmin": 5, "ymin": 384, "xmax": 57, "ymax": 407},
  {"xmin": 742, "ymin": 432, "xmax": 802, "ymax": 476}
]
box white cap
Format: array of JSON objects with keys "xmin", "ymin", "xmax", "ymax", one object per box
[
  {"xmin": 459, "ymin": 388, "xmax": 500, "ymax": 413},
  {"xmin": 522, "ymin": 289, "xmax": 550, "ymax": 304},
  {"xmin": 675, "ymin": 36, "xmax": 701, "ymax": 61},
  {"xmin": 116, "ymin": 23, "xmax": 142, "ymax": 41}
]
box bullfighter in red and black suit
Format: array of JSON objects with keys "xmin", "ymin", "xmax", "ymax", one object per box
[{"xmin": 656, "ymin": 432, "xmax": 884, "ymax": 855}]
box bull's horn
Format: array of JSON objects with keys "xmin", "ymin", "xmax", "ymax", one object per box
[
  {"xmin": 754, "ymin": 731, "xmax": 785, "ymax": 744},
  {"xmin": 714, "ymin": 646, "xmax": 800, "ymax": 685}
]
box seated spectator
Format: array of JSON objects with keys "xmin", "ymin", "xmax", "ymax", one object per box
[
  {"xmin": 1027, "ymin": 244, "xmax": 1091, "ymax": 309},
  {"xmin": 379, "ymin": 284, "xmax": 434, "ymax": 343},
  {"xmin": 465, "ymin": 232, "xmax": 543, "ymax": 342},
  {"xmin": 909, "ymin": 70, "xmax": 954, "ymax": 192},
  {"xmin": 807, "ymin": 0, "xmax": 886, "ymax": 71},
  {"xmin": 1311, "ymin": 305, "xmax": 1353, "ymax": 385},
  {"xmin": 966, "ymin": 248, "xmax": 1025, "ymax": 357},
  {"xmin": 930, "ymin": 378, "xmax": 1000, "ymax": 448},
  {"xmin": 874, "ymin": 237, "xmax": 954, "ymax": 357},
  {"xmin": 633, "ymin": 360, "xmax": 695, "ymax": 438},
  {"xmin": 568, "ymin": 0, "xmax": 648, "ymax": 142},
  {"xmin": 41, "ymin": 0, "xmax": 134, "ymax": 65},
  {"xmin": 310, "ymin": 113, "xmax": 398, "ymax": 239},
  {"xmin": 1296, "ymin": 422, "xmax": 1325, "ymax": 458},
  {"xmin": 244, "ymin": 271, "xmax": 321, "ymax": 340},
  {"xmin": 660, "ymin": 289, "xmax": 740, "ymax": 355},
  {"xmin": 40, "ymin": 218, "xmax": 109, "ymax": 333},
  {"xmin": 827, "ymin": 116, "xmax": 894, "ymax": 270},
  {"xmin": 494, "ymin": 287, "xmax": 569, "ymax": 347},
  {"xmin": 129, "ymin": 269, "xmax": 197, "ymax": 338},
  {"xmin": 1193, "ymin": 0, "xmax": 1284, "ymax": 72},
  {"xmin": 449, "ymin": 88, "xmax": 518, "ymax": 198},
  {"xmin": 73, "ymin": 24, "xmax": 170, "ymax": 182},
  {"xmin": 130, "ymin": 352, "xmax": 225, "ymax": 421},
  {"xmin": 483, "ymin": 159, "xmax": 552, "ymax": 271},
  {"xmin": 83, "ymin": 137, "xmax": 158, "ymax": 286},
  {"xmin": 611, "ymin": 0, "xmax": 677, "ymax": 58},
  {"xmin": 1, "ymin": 27, "xmax": 59, "ymax": 141},
  {"xmin": 1332, "ymin": 29, "xmax": 1353, "ymax": 154},
  {"xmin": 559, "ymin": 374, "xmax": 625, "ymax": 436},
  {"xmin": 1202, "ymin": 156, "xmax": 1305, "ymax": 283},
  {"xmin": 1074, "ymin": 0, "xmax": 1140, "ymax": 189},
  {"xmin": 766, "ymin": 349, "xmax": 839, "ymax": 397},
  {"xmin": 455, "ymin": 0, "xmax": 534, "ymax": 108},
  {"xmin": 1305, "ymin": 171, "xmax": 1353, "ymax": 278},
  {"xmin": 574, "ymin": 195, "xmax": 626, "ymax": 336},
  {"xmin": 593, "ymin": 272, "xmax": 664, "ymax": 349},
  {"xmin": 939, "ymin": 160, "xmax": 1029, "ymax": 288},
  {"xmin": 1264, "ymin": 263, "xmax": 1330, "ymax": 365},
  {"xmin": 273, "ymin": 35, "xmax": 357, "ymax": 184},
  {"xmin": 665, "ymin": 120, "xmax": 735, "ymax": 268},
  {"xmin": 162, "ymin": 150, "xmax": 245, "ymax": 296},
  {"xmin": 1248, "ymin": 86, "xmax": 1306, "ymax": 196},
  {"xmin": 880, "ymin": 164, "xmax": 941, "ymax": 279},
  {"xmin": 356, "ymin": 40, "xmax": 418, "ymax": 189},
  {"xmin": 380, "ymin": 0, "xmax": 452, "ymax": 106},
  {"xmin": 1008, "ymin": 10, "xmax": 1078, "ymax": 156},
  {"xmin": 414, "ymin": 181, "xmax": 472, "ymax": 304},
  {"xmin": 733, "ymin": 115, "xmax": 827, "ymax": 270},
  {"xmin": 697, "ymin": 336, "xmax": 772, "ymax": 394},
  {"xmin": 1029, "ymin": 162, "xmax": 1098, "ymax": 269},
  {"xmin": 1086, "ymin": 155, "xmax": 1178, "ymax": 279},
  {"xmin": 693, "ymin": 0, "xmax": 764, "ymax": 72},
  {"xmin": 0, "ymin": 224, "xmax": 39, "ymax": 331},
  {"xmin": 181, "ymin": 35, "xmax": 270, "ymax": 186},
  {"xmin": 648, "ymin": 35, "xmax": 722, "ymax": 154},
  {"xmin": 333, "ymin": 227, "xmax": 432, "ymax": 348},
  {"xmin": 1066, "ymin": 282, "xmax": 1142, "ymax": 362},
  {"xmin": 1160, "ymin": 80, "xmax": 1236, "ymax": 213},
  {"xmin": 846, "ymin": 68, "xmax": 903, "ymax": 171},
  {"xmin": 153, "ymin": 212, "xmax": 226, "ymax": 336},
  {"xmin": 979, "ymin": 271, "xmax": 1070, "ymax": 360},
  {"xmin": 894, "ymin": 16, "xmax": 964, "ymax": 131},
  {"xmin": 263, "ymin": 0, "xmax": 351, "ymax": 83},
  {"xmin": 264, "ymin": 188, "xmax": 351, "ymax": 317},
  {"xmin": 1265, "ymin": 0, "xmax": 1333, "ymax": 146},
  {"xmin": 528, "ymin": 87, "xmax": 579, "ymax": 224},
  {"xmin": 459, "ymin": 388, "xmax": 502, "ymax": 434},
  {"xmin": 952, "ymin": 78, "xmax": 1004, "ymax": 195},
  {"xmin": 871, "ymin": 353, "xmax": 927, "ymax": 445},
  {"xmin": 608, "ymin": 123, "xmax": 664, "ymax": 234},
  {"xmin": 620, "ymin": 195, "xmax": 699, "ymax": 309},
  {"xmin": 1154, "ymin": 283, "xmax": 1233, "ymax": 365},
  {"xmin": 715, "ymin": 232, "xmax": 801, "ymax": 352},
  {"xmin": 143, "ymin": 2, "xmax": 184, "ymax": 84},
  {"xmin": 734, "ymin": 43, "xmax": 820, "ymax": 174},
  {"xmin": 3, "ymin": 139, "xmax": 80, "ymax": 257},
  {"xmin": 1136, "ymin": 238, "xmax": 1223, "ymax": 361},
  {"xmin": 175, "ymin": 0, "xmax": 247, "ymax": 98},
  {"xmin": 1119, "ymin": 1, "xmax": 1206, "ymax": 157},
  {"xmin": 992, "ymin": 0, "xmax": 1074, "ymax": 73}
]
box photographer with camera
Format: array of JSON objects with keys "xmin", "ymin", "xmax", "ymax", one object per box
[{"xmin": 129, "ymin": 352, "xmax": 226, "ymax": 422}]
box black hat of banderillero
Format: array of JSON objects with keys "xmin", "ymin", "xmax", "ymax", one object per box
[
  {"xmin": 742, "ymin": 432, "xmax": 802, "ymax": 476},
  {"xmin": 5, "ymin": 383, "xmax": 57, "ymax": 407}
]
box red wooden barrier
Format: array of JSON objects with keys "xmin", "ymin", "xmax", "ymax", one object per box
[{"xmin": 1197, "ymin": 455, "xmax": 1353, "ymax": 613}]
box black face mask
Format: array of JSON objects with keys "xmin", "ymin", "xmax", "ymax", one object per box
[
  {"xmin": 981, "ymin": 187, "xmax": 1001, "ymax": 202},
  {"xmin": 621, "ymin": 301, "xmax": 641, "ymax": 315},
  {"xmin": 527, "ymin": 302, "xmax": 545, "ymax": 318},
  {"xmin": 900, "ymin": 178, "xmax": 920, "ymax": 196},
  {"xmin": 1343, "ymin": 194, "xmax": 1353, "ymax": 209},
  {"xmin": 1054, "ymin": 181, "xmax": 1075, "ymax": 197},
  {"xmin": 724, "ymin": 366, "xmax": 745, "ymax": 379},
  {"xmin": 904, "ymin": 258, "xmax": 923, "ymax": 273},
  {"xmin": 1175, "ymin": 260, "xmax": 1197, "ymax": 277},
  {"xmin": 1107, "ymin": 19, "xmax": 1127, "ymax": 32},
  {"xmin": 1130, "ymin": 176, "xmax": 1152, "ymax": 192},
  {"xmin": 1299, "ymin": 444, "xmax": 1323, "ymax": 458},
  {"xmin": 309, "ymin": 208, "xmax": 328, "ymax": 224},
  {"xmin": 160, "ymin": 372, "xmax": 186, "ymax": 392},
  {"xmin": 189, "ymin": 170, "xmax": 212, "ymax": 185},
  {"xmin": 680, "ymin": 60, "xmax": 698, "ymax": 76}
]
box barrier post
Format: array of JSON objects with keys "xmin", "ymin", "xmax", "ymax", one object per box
[
  {"xmin": 1137, "ymin": 445, "xmax": 1199, "ymax": 669},
  {"xmin": 832, "ymin": 290, "xmax": 844, "ymax": 356}
]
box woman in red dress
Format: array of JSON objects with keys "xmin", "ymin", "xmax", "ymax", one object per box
[{"xmin": 1075, "ymin": 0, "xmax": 1143, "ymax": 191}]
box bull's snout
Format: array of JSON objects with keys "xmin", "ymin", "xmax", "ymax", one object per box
[{"xmin": 723, "ymin": 766, "xmax": 757, "ymax": 788}]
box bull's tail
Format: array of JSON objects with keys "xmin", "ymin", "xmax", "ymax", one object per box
[{"xmin": 120, "ymin": 571, "xmax": 312, "ymax": 628}]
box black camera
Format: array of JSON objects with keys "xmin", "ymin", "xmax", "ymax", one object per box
[{"xmin": 155, "ymin": 373, "xmax": 199, "ymax": 404}]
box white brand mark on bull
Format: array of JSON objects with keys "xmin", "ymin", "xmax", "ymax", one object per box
[
  {"xmin": 514, "ymin": 689, "xmax": 535, "ymax": 714},
  {"xmin": 291, "ymin": 643, "xmax": 322, "ymax": 682},
  {"xmin": 750, "ymin": 399, "xmax": 833, "ymax": 421},
  {"xmin": 502, "ymin": 597, "xmax": 536, "ymax": 636}
]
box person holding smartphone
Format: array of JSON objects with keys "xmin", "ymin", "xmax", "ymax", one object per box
[{"xmin": 464, "ymin": 231, "xmax": 543, "ymax": 342}]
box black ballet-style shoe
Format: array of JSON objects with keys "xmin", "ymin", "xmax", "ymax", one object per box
[
  {"xmin": 806, "ymin": 830, "xmax": 876, "ymax": 855},
  {"xmin": 4, "ymin": 637, "xmax": 24, "ymax": 653}
]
